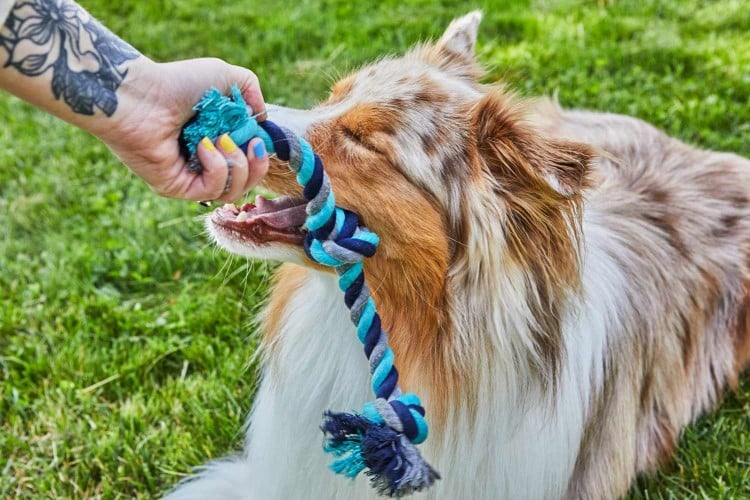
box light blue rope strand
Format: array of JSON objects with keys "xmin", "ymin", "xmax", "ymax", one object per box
[
  {"xmin": 356, "ymin": 299, "xmax": 377, "ymax": 343},
  {"xmin": 333, "ymin": 208, "xmax": 345, "ymax": 237},
  {"xmin": 229, "ymin": 120, "xmax": 273, "ymax": 152},
  {"xmin": 309, "ymin": 239, "xmax": 346, "ymax": 267},
  {"xmin": 339, "ymin": 262, "xmax": 363, "ymax": 291},
  {"xmin": 298, "ymin": 140, "xmax": 316, "ymax": 185},
  {"xmin": 371, "ymin": 348, "xmax": 395, "ymax": 393},
  {"xmin": 362, "ymin": 401, "xmax": 384, "ymax": 424},
  {"xmin": 412, "ymin": 410, "xmax": 429, "ymax": 444},
  {"xmin": 307, "ymin": 192, "xmax": 336, "ymax": 230},
  {"xmin": 353, "ymin": 230, "xmax": 380, "ymax": 247}
]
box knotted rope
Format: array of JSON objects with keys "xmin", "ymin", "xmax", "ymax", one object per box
[{"xmin": 181, "ymin": 86, "xmax": 439, "ymax": 497}]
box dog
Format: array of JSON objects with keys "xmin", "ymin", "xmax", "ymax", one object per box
[{"xmin": 168, "ymin": 11, "xmax": 750, "ymax": 499}]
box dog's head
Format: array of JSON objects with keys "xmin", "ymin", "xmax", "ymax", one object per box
[
  {"xmin": 208, "ymin": 12, "xmax": 593, "ymax": 392},
  {"xmin": 210, "ymin": 10, "xmax": 591, "ymax": 269}
]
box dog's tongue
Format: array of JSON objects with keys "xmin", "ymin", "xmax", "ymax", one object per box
[{"xmin": 250, "ymin": 196, "xmax": 308, "ymax": 229}]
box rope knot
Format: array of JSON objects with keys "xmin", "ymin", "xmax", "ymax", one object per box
[
  {"xmin": 363, "ymin": 394, "xmax": 429, "ymax": 444},
  {"xmin": 322, "ymin": 400, "xmax": 439, "ymax": 497}
]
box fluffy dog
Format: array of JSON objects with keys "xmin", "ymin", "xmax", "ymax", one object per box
[{"xmin": 169, "ymin": 12, "xmax": 750, "ymax": 499}]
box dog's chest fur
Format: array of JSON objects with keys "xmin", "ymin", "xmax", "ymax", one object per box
[{"xmin": 249, "ymin": 269, "xmax": 591, "ymax": 499}]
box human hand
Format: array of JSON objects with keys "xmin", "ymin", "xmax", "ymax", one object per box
[
  {"xmin": 0, "ymin": 1, "xmax": 267, "ymax": 202},
  {"xmin": 97, "ymin": 57, "xmax": 269, "ymax": 202}
]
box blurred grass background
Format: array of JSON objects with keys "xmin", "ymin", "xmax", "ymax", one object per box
[{"xmin": 1, "ymin": 0, "xmax": 749, "ymax": 497}]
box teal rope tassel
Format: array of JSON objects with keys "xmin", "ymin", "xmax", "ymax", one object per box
[{"xmin": 182, "ymin": 86, "xmax": 439, "ymax": 497}]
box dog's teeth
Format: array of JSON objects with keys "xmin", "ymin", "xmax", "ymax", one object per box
[
  {"xmin": 223, "ymin": 203, "xmax": 236, "ymax": 210},
  {"xmin": 236, "ymin": 211, "xmax": 248, "ymax": 222}
]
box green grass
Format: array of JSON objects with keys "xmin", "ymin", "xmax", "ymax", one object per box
[{"xmin": 1, "ymin": 0, "xmax": 749, "ymax": 497}]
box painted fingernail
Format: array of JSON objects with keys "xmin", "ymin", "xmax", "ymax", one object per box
[
  {"xmin": 200, "ymin": 137, "xmax": 216, "ymax": 152},
  {"xmin": 253, "ymin": 141, "xmax": 266, "ymax": 159},
  {"xmin": 219, "ymin": 134, "xmax": 238, "ymax": 153}
]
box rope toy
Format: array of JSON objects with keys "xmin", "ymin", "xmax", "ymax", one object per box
[{"xmin": 181, "ymin": 86, "xmax": 440, "ymax": 497}]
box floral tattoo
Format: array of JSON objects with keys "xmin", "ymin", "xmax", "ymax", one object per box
[{"xmin": 0, "ymin": 0, "xmax": 140, "ymax": 116}]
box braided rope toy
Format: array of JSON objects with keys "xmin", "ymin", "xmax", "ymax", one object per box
[{"xmin": 181, "ymin": 86, "xmax": 439, "ymax": 497}]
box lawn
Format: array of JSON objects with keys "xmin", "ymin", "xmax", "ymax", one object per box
[{"xmin": 1, "ymin": 0, "xmax": 749, "ymax": 497}]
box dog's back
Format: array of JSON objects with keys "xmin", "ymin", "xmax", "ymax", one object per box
[{"xmin": 535, "ymin": 105, "xmax": 750, "ymax": 497}]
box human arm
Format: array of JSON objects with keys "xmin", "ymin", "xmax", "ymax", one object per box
[{"xmin": 0, "ymin": 0, "xmax": 268, "ymax": 202}]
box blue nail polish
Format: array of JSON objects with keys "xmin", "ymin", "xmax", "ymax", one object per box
[{"xmin": 253, "ymin": 141, "xmax": 266, "ymax": 159}]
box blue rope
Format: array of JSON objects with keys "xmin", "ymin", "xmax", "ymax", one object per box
[{"xmin": 182, "ymin": 87, "xmax": 439, "ymax": 497}]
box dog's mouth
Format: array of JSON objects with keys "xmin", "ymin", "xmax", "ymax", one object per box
[{"xmin": 210, "ymin": 195, "xmax": 308, "ymax": 246}]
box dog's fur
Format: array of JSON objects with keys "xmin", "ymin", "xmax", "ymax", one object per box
[{"xmin": 168, "ymin": 12, "xmax": 750, "ymax": 499}]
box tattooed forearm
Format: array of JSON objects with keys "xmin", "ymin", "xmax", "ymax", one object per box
[{"xmin": 0, "ymin": 0, "xmax": 140, "ymax": 116}]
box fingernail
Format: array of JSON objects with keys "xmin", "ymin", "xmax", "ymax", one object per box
[
  {"xmin": 219, "ymin": 134, "xmax": 238, "ymax": 153},
  {"xmin": 200, "ymin": 137, "xmax": 216, "ymax": 152},
  {"xmin": 253, "ymin": 141, "xmax": 266, "ymax": 159}
]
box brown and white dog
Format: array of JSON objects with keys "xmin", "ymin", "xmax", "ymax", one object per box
[{"xmin": 168, "ymin": 12, "xmax": 750, "ymax": 500}]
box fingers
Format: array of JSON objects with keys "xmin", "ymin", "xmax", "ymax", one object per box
[
  {"xmin": 245, "ymin": 138, "xmax": 269, "ymax": 192},
  {"xmin": 193, "ymin": 134, "xmax": 269, "ymax": 203},
  {"xmin": 194, "ymin": 137, "xmax": 228, "ymax": 200},
  {"xmin": 214, "ymin": 134, "xmax": 250, "ymax": 203},
  {"xmin": 228, "ymin": 64, "xmax": 266, "ymax": 121}
]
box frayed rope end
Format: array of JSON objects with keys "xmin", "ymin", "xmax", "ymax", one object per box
[
  {"xmin": 181, "ymin": 85, "xmax": 250, "ymax": 155},
  {"xmin": 322, "ymin": 411, "xmax": 440, "ymax": 497}
]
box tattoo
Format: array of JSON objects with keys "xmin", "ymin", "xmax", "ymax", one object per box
[{"xmin": 0, "ymin": 0, "xmax": 140, "ymax": 116}]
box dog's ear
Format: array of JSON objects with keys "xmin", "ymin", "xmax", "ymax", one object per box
[
  {"xmin": 437, "ymin": 11, "xmax": 482, "ymax": 61},
  {"xmin": 472, "ymin": 88, "xmax": 593, "ymax": 199},
  {"xmin": 418, "ymin": 11, "xmax": 483, "ymax": 79}
]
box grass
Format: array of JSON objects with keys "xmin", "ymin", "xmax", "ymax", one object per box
[{"xmin": 1, "ymin": 0, "xmax": 749, "ymax": 497}]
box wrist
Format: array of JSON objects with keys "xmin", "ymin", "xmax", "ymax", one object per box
[{"xmin": 89, "ymin": 56, "xmax": 160, "ymax": 143}]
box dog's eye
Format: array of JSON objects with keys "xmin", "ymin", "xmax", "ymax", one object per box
[
  {"xmin": 342, "ymin": 127, "xmax": 382, "ymax": 155},
  {"xmin": 342, "ymin": 127, "xmax": 368, "ymax": 146}
]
